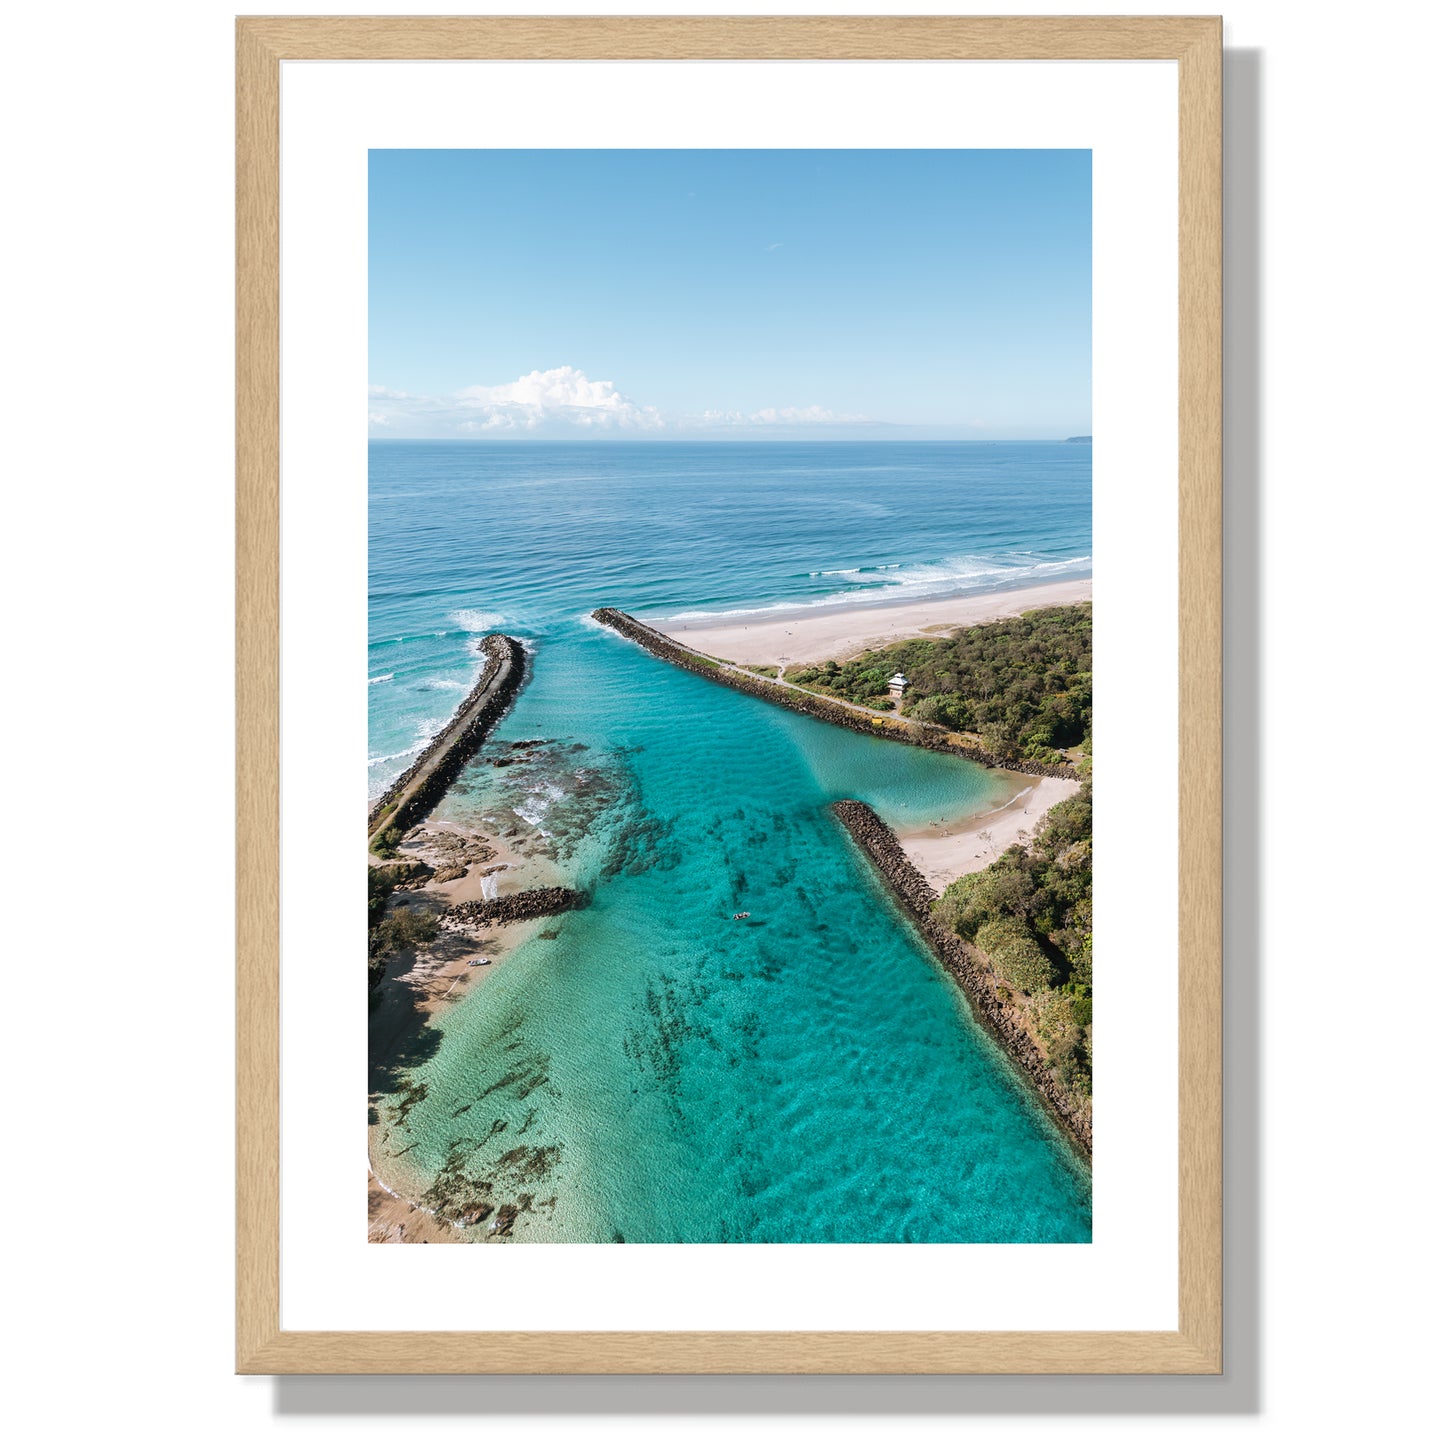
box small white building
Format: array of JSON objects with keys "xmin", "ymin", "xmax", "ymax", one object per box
[{"xmin": 887, "ymin": 672, "xmax": 908, "ymax": 700}]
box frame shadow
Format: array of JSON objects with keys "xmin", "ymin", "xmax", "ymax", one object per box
[{"xmin": 271, "ymin": 47, "xmax": 1263, "ymax": 1417}]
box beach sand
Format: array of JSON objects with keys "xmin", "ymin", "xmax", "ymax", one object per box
[
  {"xmin": 652, "ymin": 577, "xmax": 1092, "ymax": 667},
  {"xmin": 897, "ymin": 774, "xmax": 1081, "ymax": 893},
  {"xmin": 368, "ymin": 819, "xmax": 563, "ymax": 1054},
  {"xmin": 368, "ymin": 1173, "xmax": 469, "ymax": 1244}
]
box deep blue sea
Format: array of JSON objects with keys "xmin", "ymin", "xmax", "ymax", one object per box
[{"xmin": 369, "ymin": 441, "xmax": 1092, "ymax": 1242}]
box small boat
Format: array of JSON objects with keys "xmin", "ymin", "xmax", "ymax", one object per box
[
  {"xmin": 468, "ymin": 956, "xmax": 492, "ymax": 967},
  {"xmin": 732, "ymin": 912, "xmax": 751, "ymax": 921}
]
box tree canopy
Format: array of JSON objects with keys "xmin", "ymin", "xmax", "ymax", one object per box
[
  {"xmin": 785, "ymin": 603, "xmax": 1091, "ymax": 765},
  {"xmin": 936, "ymin": 770, "xmax": 1094, "ymax": 1104}
]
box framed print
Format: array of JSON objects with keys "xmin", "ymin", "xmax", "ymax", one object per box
[{"xmin": 237, "ymin": 16, "xmax": 1221, "ymax": 1374}]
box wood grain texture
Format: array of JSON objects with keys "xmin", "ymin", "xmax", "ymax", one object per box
[
  {"xmin": 237, "ymin": 14, "xmax": 1220, "ymax": 60},
  {"xmin": 240, "ymin": 1329, "xmax": 1219, "ymax": 1376},
  {"xmin": 1175, "ymin": 18, "xmax": 1225, "ymax": 1374},
  {"xmin": 235, "ymin": 16, "xmax": 282, "ymax": 1377},
  {"xmin": 235, "ymin": 14, "xmax": 1223, "ymax": 1376}
]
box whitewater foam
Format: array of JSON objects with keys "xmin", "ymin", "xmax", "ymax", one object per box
[
  {"xmin": 368, "ymin": 741, "xmax": 426, "ymax": 768},
  {"xmin": 450, "ymin": 608, "xmax": 507, "ymax": 632},
  {"xmin": 659, "ymin": 553, "xmax": 1092, "ymax": 623}
]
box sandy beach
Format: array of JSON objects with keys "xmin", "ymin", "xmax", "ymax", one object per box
[
  {"xmin": 368, "ymin": 818, "xmax": 564, "ymax": 1052},
  {"xmin": 896, "ymin": 774, "xmax": 1081, "ymax": 893},
  {"xmin": 651, "ymin": 577, "xmax": 1091, "ymax": 667},
  {"xmin": 368, "ymin": 1172, "xmax": 468, "ymax": 1244}
]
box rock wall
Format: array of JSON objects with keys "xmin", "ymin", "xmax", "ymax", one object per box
[
  {"xmin": 831, "ymin": 798, "xmax": 1092, "ymax": 1157},
  {"xmin": 367, "ymin": 634, "xmax": 527, "ymax": 842},
  {"xmin": 592, "ymin": 608, "xmax": 1077, "ymax": 781},
  {"xmin": 445, "ymin": 887, "xmax": 589, "ymax": 927}
]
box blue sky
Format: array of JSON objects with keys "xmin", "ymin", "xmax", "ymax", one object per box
[{"xmin": 369, "ymin": 149, "xmax": 1090, "ymax": 440}]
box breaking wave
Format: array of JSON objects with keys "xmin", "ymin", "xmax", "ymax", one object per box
[
  {"xmin": 449, "ymin": 609, "xmax": 507, "ymax": 633},
  {"xmin": 659, "ymin": 552, "xmax": 1091, "ymax": 623}
]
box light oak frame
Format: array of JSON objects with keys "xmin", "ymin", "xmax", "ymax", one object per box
[{"xmin": 237, "ymin": 14, "xmax": 1222, "ymax": 1375}]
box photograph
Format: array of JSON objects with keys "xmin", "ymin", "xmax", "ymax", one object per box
[{"xmin": 364, "ymin": 147, "xmax": 1094, "ymax": 1245}]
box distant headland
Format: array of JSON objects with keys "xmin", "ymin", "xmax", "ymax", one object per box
[{"xmin": 1064, "ymin": 435, "xmax": 1092, "ymax": 443}]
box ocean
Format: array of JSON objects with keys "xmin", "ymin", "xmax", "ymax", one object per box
[{"xmin": 369, "ymin": 440, "xmax": 1093, "ymax": 1242}]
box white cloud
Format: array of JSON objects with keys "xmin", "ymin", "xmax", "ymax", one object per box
[
  {"xmin": 454, "ymin": 366, "xmax": 663, "ymax": 432},
  {"xmin": 366, "ymin": 368, "xmax": 869, "ymax": 436}
]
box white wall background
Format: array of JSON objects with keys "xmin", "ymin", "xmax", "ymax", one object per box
[{"xmin": 5, "ymin": 2, "xmax": 1439, "ymax": 1441}]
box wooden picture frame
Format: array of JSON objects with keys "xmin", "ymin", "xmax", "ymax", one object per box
[{"xmin": 237, "ymin": 14, "xmax": 1221, "ymax": 1375}]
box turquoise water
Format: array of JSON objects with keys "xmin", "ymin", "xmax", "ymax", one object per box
[{"xmin": 369, "ymin": 441, "xmax": 1091, "ymax": 1241}]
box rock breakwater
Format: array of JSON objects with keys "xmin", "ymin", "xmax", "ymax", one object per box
[
  {"xmin": 831, "ymin": 798, "xmax": 1092, "ymax": 1157},
  {"xmin": 445, "ymin": 887, "xmax": 588, "ymax": 927},
  {"xmin": 368, "ymin": 634, "xmax": 527, "ymax": 846},
  {"xmin": 592, "ymin": 608, "xmax": 1076, "ymax": 781}
]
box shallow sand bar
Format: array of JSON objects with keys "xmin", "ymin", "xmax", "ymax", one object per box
[
  {"xmin": 897, "ymin": 774, "xmax": 1082, "ymax": 892},
  {"xmin": 650, "ymin": 577, "xmax": 1092, "ymax": 667}
]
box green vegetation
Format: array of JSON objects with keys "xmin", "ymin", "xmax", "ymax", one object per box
[
  {"xmin": 785, "ymin": 603, "xmax": 1090, "ymax": 764},
  {"xmin": 371, "ymin": 825, "xmax": 403, "ymax": 859},
  {"xmin": 935, "ymin": 758, "xmax": 1093, "ymax": 1105},
  {"xmin": 367, "ymin": 854, "xmax": 438, "ymax": 991},
  {"xmin": 974, "ymin": 917, "xmax": 1057, "ymax": 995},
  {"xmin": 368, "ymin": 861, "xmax": 431, "ymax": 926},
  {"xmin": 369, "ymin": 901, "xmax": 440, "ymax": 959}
]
